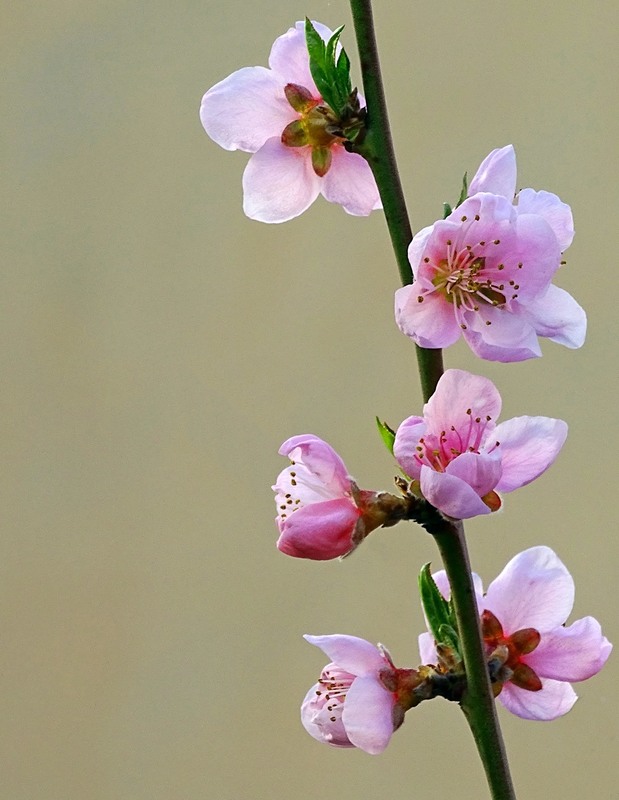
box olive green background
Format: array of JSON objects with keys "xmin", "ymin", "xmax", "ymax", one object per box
[{"xmin": 3, "ymin": 1, "xmax": 618, "ymax": 798}]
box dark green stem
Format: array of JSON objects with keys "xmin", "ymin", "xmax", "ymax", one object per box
[
  {"xmin": 347, "ymin": 1, "xmax": 515, "ymax": 797},
  {"xmin": 433, "ymin": 522, "xmax": 515, "ymax": 799},
  {"xmin": 347, "ymin": 0, "xmax": 442, "ymax": 402}
]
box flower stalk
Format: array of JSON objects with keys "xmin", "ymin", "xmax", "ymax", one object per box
[{"xmin": 348, "ymin": 1, "xmax": 515, "ymax": 796}]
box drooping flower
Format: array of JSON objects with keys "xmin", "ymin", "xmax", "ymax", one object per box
[
  {"xmin": 418, "ymin": 547, "xmax": 612, "ymax": 720},
  {"xmin": 395, "ymin": 145, "xmax": 586, "ymax": 361},
  {"xmin": 393, "ymin": 369, "xmax": 567, "ymax": 519},
  {"xmin": 301, "ymin": 634, "xmax": 421, "ymax": 753},
  {"xmin": 273, "ymin": 434, "xmax": 405, "ymax": 560},
  {"xmin": 200, "ymin": 21, "xmax": 381, "ymax": 223}
]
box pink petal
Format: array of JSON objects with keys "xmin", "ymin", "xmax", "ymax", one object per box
[
  {"xmin": 268, "ymin": 21, "xmax": 333, "ymax": 91},
  {"xmin": 392, "ymin": 415, "xmax": 426, "ymax": 479},
  {"xmin": 301, "ymin": 680, "xmax": 353, "ymax": 747},
  {"xmin": 420, "ymin": 467, "xmax": 493, "ymax": 519},
  {"xmin": 343, "ymin": 674, "xmax": 395, "ymax": 754},
  {"xmin": 462, "ymin": 305, "xmax": 542, "ymax": 362},
  {"xmin": 407, "ymin": 225, "xmax": 434, "ymax": 277},
  {"xmin": 394, "ymin": 283, "xmax": 461, "ymax": 349},
  {"xmin": 321, "ymin": 147, "xmax": 382, "ymax": 216},
  {"xmin": 498, "ymin": 677, "xmax": 577, "ymax": 720},
  {"xmin": 512, "ymin": 211, "xmax": 562, "ymax": 295},
  {"xmin": 491, "ymin": 416, "xmax": 567, "ymax": 493},
  {"xmin": 418, "ymin": 631, "xmax": 437, "ymax": 664},
  {"xmin": 242, "ymin": 138, "xmax": 320, "ymax": 222},
  {"xmin": 200, "ymin": 67, "xmax": 292, "ymax": 152},
  {"xmin": 276, "ymin": 499, "xmax": 359, "ymax": 560},
  {"xmin": 526, "ymin": 617, "xmax": 612, "ymax": 682},
  {"xmin": 517, "ymin": 188, "xmax": 574, "ymax": 251},
  {"xmin": 423, "ymin": 369, "xmax": 502, "ymax": 436},
  {"xmin": 483, "ymin": 546, "xmax": 574, "ymax": 633},
  {"xmin": 468, "ymin": 145, "xmax": 517, "ymax": 199},
  {"xmin": 515, "ymin": 285, "xmax": 586, "ymax": 348},
  {"xmin": 445, "ymin": 452, "xmax": 502, "ymax": 498},
  {"xmin": 304, "ymin": 634, "xmax": 385, "ymax": 675},
  {"xmin": 427, "ymin": 569, "xmax": 485, "ymax": 608},
  {"xmin": 279, "ymin": 434, "xmax": 351, "ymax": 495}
]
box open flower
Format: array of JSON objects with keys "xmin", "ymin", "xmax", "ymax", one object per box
[
  {"xmin": 395, "ymin": 145, "xmax": 586, "ymax": 361},
  {"xmin": 393, "ymin": 369, "xmax": 567, "ymax": 519},
  {"xmin": 302, "ymin": 634, "xmax": 420, "ymax": 753},
  {"xmin": 200, "ymin": 21, "xmax": 381, "ymax": 223},
  {"xmin": 419, "ymin": 547, "xmax": 612, "ymax": 720},
  {"xmin": 274, "ymin": 435, "xmax": 404, "ymax": 560}
]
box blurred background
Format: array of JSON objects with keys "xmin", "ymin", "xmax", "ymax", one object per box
[{"xmin": 3, "ymin": 1, "xmax": 618, "ymax": 798}]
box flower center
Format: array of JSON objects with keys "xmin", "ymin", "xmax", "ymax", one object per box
[
  {"xmin": 414, "ymin": 409, "xmax": 496, "ymax": 473},
  {"xmin": 281, "ymin": 83, "xmax": 343, "ymax": 176},
  {"xmin": 431, "ymin": 250, "xmax": 508, "ymax": 310},
  {"xmin": 482, "ymin": 609, "xmax": 542, "ymax": 692}
]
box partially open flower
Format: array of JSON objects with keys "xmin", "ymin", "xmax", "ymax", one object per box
[
  {"xmin": 395, "ymin": 145, "xmax": 585, "ymax": 361},
  {"xmin": 301, "ymin": 634, "xmax": 421, "ymax": 753},
  {"xmin": 419, "ymin": 547, "xmax": 612, "ymax": 720},
  {"xmin": 393, "ymin": 369, "xmax": 567, "ymax": 520},
  {"xmin": 274, "ymin": 434, "xmax": 405, "ymax": 559}
]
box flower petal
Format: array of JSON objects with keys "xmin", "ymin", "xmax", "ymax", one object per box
[
  {"xmin": 426, "ymin": 569, "xmax": 485, "ymax": 607},
  {"xmin": 423, "ymin": 369, "xmax": 502, "ymax": 436},
  {"xmin": 242, "ymin": 138, "xmax": 321, "ymax": 222},
  {"xmin": 200, "ymin": 67, "xmax": 291, "ymax": 152},
  {"xmin": 515, "ymin": 285, "xmax": 586, "ymax": 349},
  {"xmin": 392, "ymin": 415, "xmax": 426, "ymax": 479},
  {"xmin": 301, "ymin": 680, "xmax": 353, "ymax": 747},
  {"xmin": 498, "ymin": 677, "xmax": 577, "ymax": 720},
  {"xmin": 491, "ymin": 416, "xmax": 567, "ymax": 493},
  {"xmin": 342, "ymin": 674, "xmax": 395, "ymax": 754},
  {"xmin": 321, "ymin": 147, "xmax": 382, "ymax": 216},
  {"xmin": 304, "ymin": 634, "xmax": 385, "ymax": 675},
  {"xmin": 420, "ymin": 467, "xmax": 493, "ymax": 519},
  {"xmin": 395, "ymin": 283, "xmax": 462, "ymax": 349},
  {"xmin": 418, "ymin": 631, "xmax": 437, "ymax": 664},
  {"xmin": 462, "ymin": 306, "xmax": 542, "ymax": 362},
  {"xmin": 279, "ymin": 434, "xmax": 351, "ymax": 494},
  {"xmin": 469, "ymin": 145, "xmax": 517, "ymax": 199},
  {"xmin": 517, "ymin": 188, "xmax": 574, "ymax": 251},
  {"xmin": 268, "ymin": 21, "xmax": 332, "ymax": 91},
  {"xmin": 407, "ymin": 225, "xmax": 434, "ymax": 277},
  {"xmin": 483, "ymin": 546, "xmax": 574, "ymax": 633},
  {"xmin": 445, "ymin": 452, "xmax": 502, "ymax": 498},
  {"xmin": 526, "ymin": 617, "xmax": 612, "ymax": 682},
  {"xmin": 276, "ymin": 499, "xmax": 359, "ymax": 560}
]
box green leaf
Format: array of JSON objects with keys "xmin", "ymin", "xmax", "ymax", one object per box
[
  {"xmin": 455, "ymin": 171, "xmax": 468, "ymax": 208},
  {"xmin": 375, "ymin": 416, "xmax": 396, "ymax": 455},
  {"xmin": 442, "ymin": 202, "xmax": 452, "ymax": 219},
  {"xmin": 304, "ymin": 19, "xmax": 353, "ymax": 119},
  {"xmin": 437, "ymin": 623, "xmax": 460, "ymax": 655},
  {"xmin": 419, "ymin": 563, "xmax": 453, "ymax": 647}
]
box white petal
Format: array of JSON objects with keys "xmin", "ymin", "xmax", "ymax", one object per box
[{"xmin": 242, "ymin": 138, "xmax": 320, "ymax": 223}]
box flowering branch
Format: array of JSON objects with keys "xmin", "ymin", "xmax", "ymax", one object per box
[{"xmin": 347, "ymin": 1, "xmax": 515, "ymax": 796}]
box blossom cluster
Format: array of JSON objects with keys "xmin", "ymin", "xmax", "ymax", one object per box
[{"xmin": 201, "ymin": 19, "xmax": 610, "ymax": 763}]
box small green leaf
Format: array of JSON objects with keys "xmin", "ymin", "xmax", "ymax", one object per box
[
  {"xmin": 419, "ymin": 563, "xmax": 453, "ymax": 647},
  {"xmin": 442, "ymin": 202, "xmax": 452, "ymax": 219},
  {"xmin": 437, "ymin": 623, "xmax": 460, "ymax": 655},
  {"xmin": 305, "ymin": 19, "xmax": 353, "ymax": 119},
  {"xmin": 375, "ymin": 416, "xmax": 396, "ymax": 455},
  {"xmin": 455, "ymin": 171, "xmax": 468, "ymax": 208}
]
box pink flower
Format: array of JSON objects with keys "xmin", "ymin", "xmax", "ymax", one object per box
[
  {"xmin": 393, "ymin": 369, "xmax": 567, "ymax": 519},
  {"xmin": 200, "ymin": 21, "xmax": 381, "ymax": 223},
  {"xmin": 274, "ymin": 435, "xmax": 401, "ymax": 560},
  {"xmin": 419, "ymin": 547, "xmax": 612, "ymax": 720},
  {"xmin": 301, "ymin": 634, "xmax": 419, "ymax": 753},
  {"xmin": 395, "ymin": 145, "xmax": 586, "ymax": 361}
]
